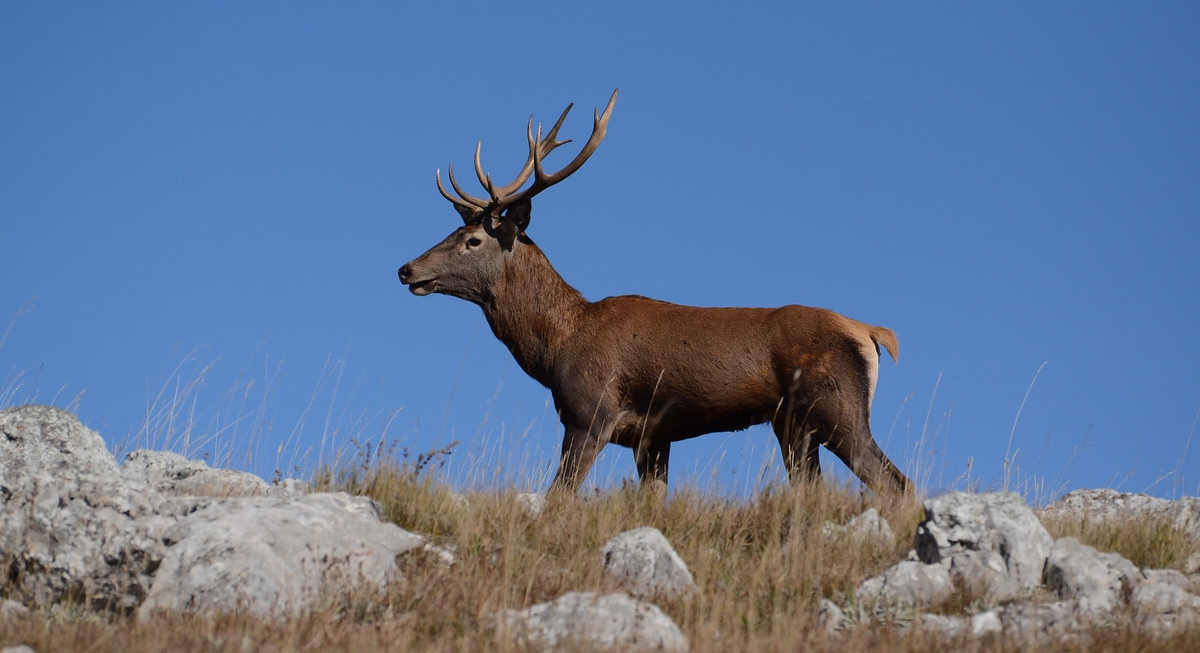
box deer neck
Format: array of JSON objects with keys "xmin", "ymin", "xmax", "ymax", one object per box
[{"xmin": 482, "ymin": 238, "xmax": 586, "ymax": 386}]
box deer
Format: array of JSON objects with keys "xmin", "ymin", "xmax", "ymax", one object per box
[{"xmin": 398, "ymin": 90, "xmax": 913, "ymax": 498}]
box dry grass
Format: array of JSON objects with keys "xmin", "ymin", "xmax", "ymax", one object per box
[
  {"xmin": 1041, "ymin": 513, "xmax": 1198, "ymax": 572},
  {"xmin": 4, "ymin": 459, "xmax": 1200, "ymax": 652}
]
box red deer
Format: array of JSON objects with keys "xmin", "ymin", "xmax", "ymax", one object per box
[{"xmin": 399, "ymin": 90, "xmax": 912, "ymax": 496}]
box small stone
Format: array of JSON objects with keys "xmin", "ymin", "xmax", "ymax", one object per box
[
  {"xmin": 0, "ymin": 599, "xmax": 29, "ymax": 620},
  {"xmin": 1183, "ymin": 552, "xmax": 1200, "ymax": 575},
  {"xmin": 855, "ymin": 560, "xmax": 953, "ymax": 606},
  {"xmin": 821, "ymin": 508, "xmax": 893, "ymax": 544},
  {"xmin": 816, "ymin": 599, "xmax": 845, "ymax": 635},
  {"xmin": 970, "ymin": 610, "xmax": 1002, "ymax": 637},
  {"xmin": 499, "ymin": 591, "xmax": 688, "ymax": 652},
  {"xmin": 601, "ymin": 527, "xmax": 696, "ymax": 600},
  {"xmin": 919, "ymin": 613, "xmax": 967, "ymax": 637},
  {"xmin": 423, "ymin": 542, "xmax": 458, "ymax": 566},
  {"xmin": 516, "ymin": 493, "xmax": 546, "ymax": 519},
  {"xmin": 1, "ymin": 646, "xmax": 37, "ymax": 653}
]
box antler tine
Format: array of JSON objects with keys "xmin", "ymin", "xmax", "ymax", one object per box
[
  {"xmin": 436, "ymin": 169, "xmax": 484, "ymax": 217},
  {"xmin": 515, "ymin": 89, "xmax": 618, "ymax": 205},
  {"xmin": 446, "ymin": 163, "xmax": 488, "ymax": 208},
  {"xmin": 486, "ymin": 107, "xmax": 576, "ymax": 200},
  {"xmin": 473, "ymin": 141, "xmax": 490, "ymax": 191}
]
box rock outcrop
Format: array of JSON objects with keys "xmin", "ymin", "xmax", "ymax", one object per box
[
  {"xmin": 1041, "ymin": 489, "xmax": 1200, "ymax": 539},
  {"xmin": 841, "ymin": 490, "xmax": 1200, "ymax": 642},
  {"xmin": 0, "ymin": 405, "xmax": 416, "ymax": 620},
  {"xmin": 0, "ymin": 406, "xmax": 170, "ymax": 611}
]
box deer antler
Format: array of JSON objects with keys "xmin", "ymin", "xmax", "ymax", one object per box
[{"xmin": 436, "ymin": 90, "xmax": 618, "ymax": 224}]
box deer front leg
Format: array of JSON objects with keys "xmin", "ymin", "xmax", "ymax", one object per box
[
  {"xmin": 549, "ymin": 425, "xmax": 606, "ymax": 496},
  {"xmin": 634, "ymin": 439, "xmax": 670, "ymax": 498}
]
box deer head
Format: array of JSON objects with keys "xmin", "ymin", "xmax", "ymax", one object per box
[{"xmin": 398, "ymin": 91, "xmax": 617, "ymax": 305}]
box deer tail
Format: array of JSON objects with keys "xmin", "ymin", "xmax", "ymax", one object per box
[{"xmin": 869, "ymin": 326, "xmax": 899, "ymax": 363}]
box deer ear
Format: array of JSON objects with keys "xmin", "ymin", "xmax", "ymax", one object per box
[{"xmin": 503, "ymin": 198, "xmax": 532, "ymax": 233}]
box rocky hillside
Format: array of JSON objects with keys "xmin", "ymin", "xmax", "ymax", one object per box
[{"xmin": 2, "ymin": 404, "xmax": 1200, "ymax": 652}]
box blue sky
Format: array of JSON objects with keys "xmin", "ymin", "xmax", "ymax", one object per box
[{"xmin": 2, "ymin": 3, "xmax": 1198, "ymax": 500}]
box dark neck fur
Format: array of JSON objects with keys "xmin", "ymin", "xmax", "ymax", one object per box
[{"xmin": 482, "ymin": 237, "xmax": 587, "ymax": 386}]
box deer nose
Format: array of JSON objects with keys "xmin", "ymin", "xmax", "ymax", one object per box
[{"xmin": 398, "ymin": 264, "xmax": 412, "ymax": 283}]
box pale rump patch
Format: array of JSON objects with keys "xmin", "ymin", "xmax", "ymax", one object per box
[{"xmin": 859, "ymin": 339, "xmax": 880, "ymax": 419}]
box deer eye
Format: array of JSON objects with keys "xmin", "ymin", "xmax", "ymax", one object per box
[{"xmin": 466, "ymin": 237, "xmax": 482, "ymax": 248}]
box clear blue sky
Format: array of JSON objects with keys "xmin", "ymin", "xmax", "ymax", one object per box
[{"xmin": 3, "ymin": 3, "xmax": 1198, "ymax": 500}]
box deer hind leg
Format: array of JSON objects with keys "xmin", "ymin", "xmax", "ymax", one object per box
[
  {"xmin": 821, "ymin": 418, "xmax": 913, "ymax": 497},
  {"xmin": 772, "ymin": 412, "xmax": 821, "ymax": 484},
  {"xmin": 634, "ymin": 439, "xmax": 670, "ymax": 497}
]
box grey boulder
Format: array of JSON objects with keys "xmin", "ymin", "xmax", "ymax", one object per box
[
  {"xmin": 138, "ymin": 492, "xmax": 424, "ymax": 620},
  {"xmin": 0, "ymin": 406, "xmax": 167, "ymax": 611},
  {"xmin": 601, "ymin": 527, "xmax": 696, "ymax": 600},
  {"xmin": 916, "ymin": 492, "xmax": 1052, "ymax": 591},
  {"xmin": 499, "ymin": 591, "xmax": 688, "ymax": 652},
  {"xmin": 1044, "ymin": 537, "xmax": 1140, "ymax": 615},
  {"xmin": 854, "ymin": 560, "xmax": 953, "ymax": 606}
]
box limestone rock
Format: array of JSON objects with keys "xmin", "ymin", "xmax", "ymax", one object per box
[
  {"xmin": 499, "ymin": 591, "xmax": 688, "ymax": 652},
  {"xmin": 517, "ymin": 492, "xmax": 546, "ymax": 519},
  {"xmin": 138, "ymin": 492, "xmax": 425, "ymax": 620},
  {"xmin": 0, "ymin": 599, "xmax": 29, "ymax": 620},
  {"xmin": 268, "ymin": 478, "xmax": 313, "ymax": 499},
  {"xmin": 816, "ymin": 599, "xmax": 845, "ymax": 635},
  {"xmin": 1041, "ymin": 489, "xmax": 1200, "ymax": 539},
  {"xmin": 948, "ymin": 549, "xmax": 1020, "ymax": 604},
  {"xmin": 821, "ymin": 508, "xmax": 893, "ymax": 544},
  {"xmin": 1, "ymin": 646, "xmax": 37, "ymax": 653},
  {"xmin": 918, "ymin": 613, "xmax": 968, "ymax": 637},
  {"xmin": 0, "ymin": 405, "xmax": 166, "ymax": 611},
  {"xmin": 916, "ymin": 492, "xmax": 1052, "ymax": 591},
  {"xmin": 913, "ymin": 609, "xmax": 1002, "ymax": 638},
  {"xmin": 1130, "ymin": 575, "xmax": 1200, "ymax": 615},
  {"xmin": 854, "ymin": 560, "xmax": 953, "ymax": 606},
  {"xmin": 601, "ymin": 527, "xmax": 696, "ymax": 600},
  {"xmin": 998, "ymin": 600, "xmax": 1085, "ymax": 640},
  {"xmin": 970, "ymin": 610, "xmax": 1003, "ymax": 636},
  {"xmin": 1044, "ymin": 537, "xmax": 1140, "ymax": 614},
  {"xmin": 121, "ymin": 449, "xmax": 303, "ymax": 498}
]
